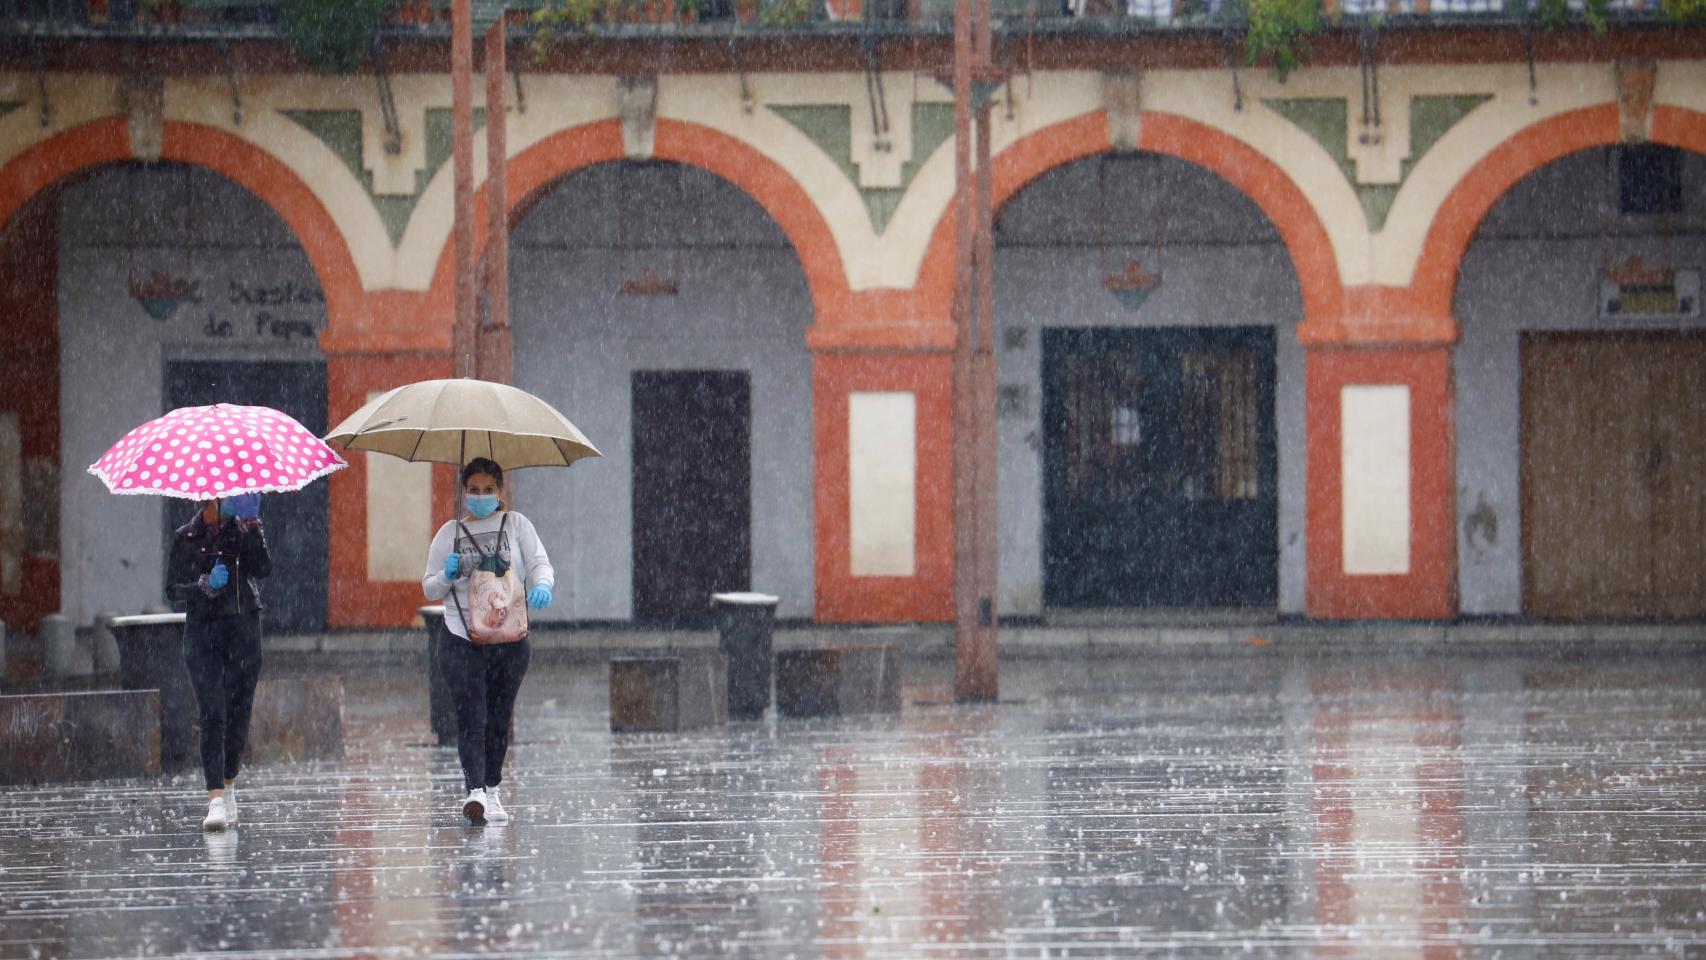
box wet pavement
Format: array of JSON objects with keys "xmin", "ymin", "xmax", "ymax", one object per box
[{"xmin": 3, "ymin": 651, "xmax": 1706, "ymax": 958}]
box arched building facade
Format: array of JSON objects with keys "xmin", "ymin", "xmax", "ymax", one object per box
[{"xmin": 1, "ymin": 29, "xmax": 1703, "ymax": 631}]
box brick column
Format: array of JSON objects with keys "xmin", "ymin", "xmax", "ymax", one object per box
[
  {"xmin": 319, "ymin": 291, "xmax": 455, "ymax": 628},
  {"xmin": 1303, "ymin": 343, "xmax": 1457, "ymax": 620},
  {"xmin": 808, "ymin": 317, "xmax": 956, "ymax": 623}
]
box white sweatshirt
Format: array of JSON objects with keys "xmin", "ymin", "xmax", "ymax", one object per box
[{"xmin": 422, "ymin": 511, "xmax": 554, "ymax": 640}]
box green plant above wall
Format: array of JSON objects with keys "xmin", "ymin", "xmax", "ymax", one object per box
[
  {"xmin": 1661, "ymin": 0, "xmax": 1706, "ymax": 21},
  {"xmin": 1235, "ymin": 0, "xmax": 1319, "ymax": 82},
  {"xmin": 280, "ymin": 0, "xmax": 400, "ymax": 72}
]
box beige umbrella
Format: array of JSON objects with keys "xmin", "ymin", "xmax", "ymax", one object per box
[{"xmin": 323, "ymin": 378, "xmax": 601, "ymax": 469}]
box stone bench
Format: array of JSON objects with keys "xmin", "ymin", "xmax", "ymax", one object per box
[
  {"xmin": 0, "ymin": 689, "xmax": 161, "ymax": 785},
  {"xmin": 775, "ymin": 644, "xmax": 902, "ymax": 718},
  {"xmin": 609, "ymin": 653, "xmax": 728, "ymax": 733},
  {"xmin": 0, "ymin": 673, "xmax": 343, "ymax": 784},
  {"xmin": 246, "ymin": 675, "xmax": 345, "ymax": 764}
]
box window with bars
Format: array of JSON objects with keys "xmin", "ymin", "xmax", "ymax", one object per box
[{"xmin": 1180, "ymin": 351, "xmax": 1261, "ymax": 501}]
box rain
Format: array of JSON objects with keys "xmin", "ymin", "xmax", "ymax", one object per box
[
  {"xmin": 7, "ymin": 652, "xmax": 1706, "ymax": 956},
  {"xmin": 3, "ymin": 0, "xmax": 1706, "ymax": 955}
]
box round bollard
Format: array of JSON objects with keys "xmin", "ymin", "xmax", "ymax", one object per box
[
  {"xmin": 108, "ymin": 613, "xmax": 193, "ymax": 772},
  {"xmin": 712, "ymin": 592, "xmax": 779, "ymax": 721}
]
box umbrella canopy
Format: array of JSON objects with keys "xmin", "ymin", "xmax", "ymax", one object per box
[
  {"xmin": 89, "ymin": 403, "xmax": 347, "ymax": 499},
  {"xmin": 323, "ymin": 378, "xmax": 600, "ymax": 469}
]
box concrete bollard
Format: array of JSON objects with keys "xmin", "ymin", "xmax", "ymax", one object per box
[
  {"xmin": 90, "ymin": 612, "xmax": 121, "ymax": 675},
  {"xmin": 775, "ymin": 644, "xmax": 902, "ymax": 718},
  {"xmin": 610, "ymin": 654, "xmax": 728, "ymax": 733},
  {"xmin": 41, "ymin": 615, "xmax": 88, "ymax": 677}
]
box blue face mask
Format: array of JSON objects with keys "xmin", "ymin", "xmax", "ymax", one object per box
[
  {"xmin": 217, "ymin": 499, "xmax": 238, "ymax": 520},
  {"xmin": 466, "ymin": 494, "xmax": 500, "ymax": 519}
]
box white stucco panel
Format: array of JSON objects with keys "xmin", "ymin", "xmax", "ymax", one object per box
[
  {"xmin": 1341, "ymin": 384, "xmax": 1411, "ymax": 576},
  {"xmin": 849, "ymin": 392, "xmax": 917, "ymax": 578},
  {"xmin": 1656, "ymin": 60, "xmax": 1706, "ymax": 115}
]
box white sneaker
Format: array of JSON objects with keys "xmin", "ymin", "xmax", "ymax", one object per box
[
  {"xmin": 223, "ymin": 785, "xmax": 238, "ymax": 824},
  {"xmin": 202, "ymin": 797, "xmax": 229, "ymax": 832},
  {"xmin": 484, "ymin": 787, "xmax": 509, "ymax": 824},
  {"xmin": 461, "ymin": 788, "xmax": 487, "ymax": 825}
]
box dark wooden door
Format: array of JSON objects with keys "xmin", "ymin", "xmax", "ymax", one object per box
[
  {"xmin": 1523, "ymin": 333, "xmax": 1706, "ymax": 617},
  {"xmin": 1042, "ymin": 327, "xmax": 1277, "ymax": 608},
  {"xmin": 162, "ymin": 360, "xmax": 329, "ymax": 633},
  {"xmin": 631, "ymin": 371, "xmax": 751, "ymax": 622}
]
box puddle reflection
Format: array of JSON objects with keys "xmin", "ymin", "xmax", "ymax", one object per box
[{"xmin": 2, "ymin": 656, "xmax": 1704, "ymax": 957}]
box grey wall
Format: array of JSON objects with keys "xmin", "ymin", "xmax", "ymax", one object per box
[
  {"xmin": 993, "ymin": 153, "xmax": 1308, "ymax": 615},
  {"xmin": 1455, "ymin": 146, "xmax": 1706, "ymax": 615},
  {"xmin": 57, "ymin": 165, "xmax": 324, "ymax": 625},
  {"xmin": 508, "ymin": 162, "xmax": 815, "ymax": 620}
]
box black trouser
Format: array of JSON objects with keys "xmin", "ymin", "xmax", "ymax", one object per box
[
  {"xmin": 183, "ymin": 610, "xmax": 264, "ymax": 793},
  {"xmin": 436, "ymin": 626, "xmax": 531, "ymax": 793}
]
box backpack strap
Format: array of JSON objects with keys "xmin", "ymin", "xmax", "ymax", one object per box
[{"xmin": 455, "ymin": 512, "xmax": 509, "ymax": 559}]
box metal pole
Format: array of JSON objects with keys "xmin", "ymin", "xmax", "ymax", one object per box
[
  {"xmin": 480, "ymin": 18, "xmax": 513, "ymax": 385},
  {"xmin": 965, "ymin": 81, "xmax": 999, "ymax": 703},
  {"xmin": 951, "ymin": 0, "xmax": 981, "ymax": 703},
  {"xmin": 951, "ymin": 0, "xmax": 998, "ymax": 702},
  {"xmin": 451, "ymin": 0, "xmax": 477, "ymax": 379}
]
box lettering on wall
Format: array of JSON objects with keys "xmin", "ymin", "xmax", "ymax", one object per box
[{"xmin": 130, "ymin": 273, "xmax": 328, "ymax": 345}]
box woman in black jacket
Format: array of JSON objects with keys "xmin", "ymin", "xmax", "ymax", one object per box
[{"xmin": 165, "ymin": 492, "xmax": 270, "ymax": 832}]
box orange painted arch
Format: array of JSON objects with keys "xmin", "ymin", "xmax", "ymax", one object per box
[
  {"xmin": 1415, "ymin": 104, "xmax": 1706, "ymax": 319},
  {"xmin": 0, "ymin": 118, "xmax": 366, "ymax": 343},
  {"xmin": 427, "ymin": 117, "xmax": 852, "ymax": 325},
  {"xmin": 914, "ymin": 110, "xmax": 1345, "ymax": 328}
]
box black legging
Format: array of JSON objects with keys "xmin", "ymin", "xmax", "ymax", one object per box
[
  {"xmin": 183, "ymin": 611, "xmax": 263, "ymax": 793},
  {"xmin": 436, "ymin": 626, "xmax": 531, "ymax": 793}
]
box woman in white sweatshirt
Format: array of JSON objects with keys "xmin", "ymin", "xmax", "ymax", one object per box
[{"xmin": 422, "ymin": 457, "xmax": 554, "ymax": 825}]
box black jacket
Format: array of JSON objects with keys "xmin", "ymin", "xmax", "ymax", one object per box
[{"xmin": 166, "ymin": 515, "xmax": 272, "ymax": 619}]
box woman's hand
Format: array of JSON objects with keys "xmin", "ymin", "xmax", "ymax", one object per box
[
  {"xmin": 207, "ymin": 560, "xmax": 230, "ymax": 591},
  {"xmin": 526, "ymin": 583, "xmax": 552, "ymax": 610},
  {"xmin": 444, "ymin": 553, "xmax": 461, "ymax": 580}
]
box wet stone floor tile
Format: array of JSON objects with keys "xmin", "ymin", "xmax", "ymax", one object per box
[{"xmin": 2, "ymin": 654, "xmax": 1705, "ymax": 958}]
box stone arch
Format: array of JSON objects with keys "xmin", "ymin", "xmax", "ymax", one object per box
[
  {"xmin": 426, "ymin": 117, "xmax": 850, "ymax": 323},
  {"xmin": 913, "ymin": 110, "xmax": 1344, "ymax": 325},
  {"xmin": 0, "ymin": 117, "xmax": 366, "ymax": 344},
  {"xmin": 1413, "ymin": 103, "xmax": 1706, "ymax": 319}
]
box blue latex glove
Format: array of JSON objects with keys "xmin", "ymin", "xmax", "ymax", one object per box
[
  {"xmin": 221, "ymin": 493, "xmax": 260, "ymax": 521},
  {"xmin": 208, "ymin": 560, "xmax": 230, "ymax": 591},
  {"xmin": 443, "ymin": 552, "xmax": 461, "ymax": 580},
  {"xmin": 526, "ymin": 583, "xmax": 552, "ymax": 610}
]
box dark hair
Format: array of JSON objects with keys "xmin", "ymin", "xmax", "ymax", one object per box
[{"xmin": 460, "ymin": 458, "xmax": 504, "ymax": 489}]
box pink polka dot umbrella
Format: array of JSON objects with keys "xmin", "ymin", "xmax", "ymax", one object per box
[{"xmin": 88, "ymin": 403, "xmax": 347, "ymax": 500}]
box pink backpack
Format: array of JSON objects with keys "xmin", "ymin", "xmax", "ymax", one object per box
[{"xmin": 452, "ymin": 514, "xmax": 528, "ymax": 645}]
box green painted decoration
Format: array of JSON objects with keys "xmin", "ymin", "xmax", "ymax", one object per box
[
  {"xmin": 282, "ymin": 107, "xmax": 487, "ymax": 247},
  {"xmin": 1263, "ymin": 93, "xmax": 1489, "ymax": 231},
  {"xmin": 771, "ymin": 101, "xmax": 956, "ymax": 235}
]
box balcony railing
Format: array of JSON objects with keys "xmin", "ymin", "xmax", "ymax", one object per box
[{"xmin": 0, "ymin": 0, "xmax": 1677, "ymax": 38}]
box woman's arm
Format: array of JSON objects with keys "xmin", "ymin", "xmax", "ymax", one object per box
[
  {"xmin": 422, "ymin": 522, "xmax": 457, "ymax": 601},
  {"xmin": 164, "ymin": 531, "xmax": 199, "ymax": 609},
  {"xmin": 164, "ymin": 527, "xmax": 215, "ymax": 609},
  {"xmin": 237, "ymin": 519, "xmax": 272, "ymax": 580},
  {"xmin": 513, "ymin": 513, "xmax": 555, "ymax": 590}
]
